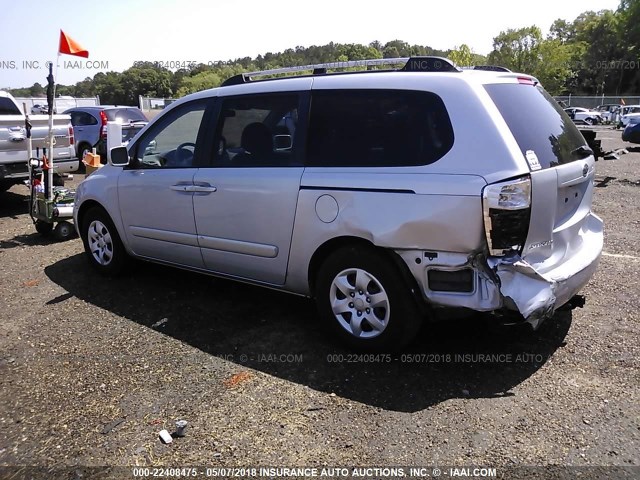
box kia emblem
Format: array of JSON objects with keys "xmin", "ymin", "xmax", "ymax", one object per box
[{"xmin": 582, "ymin": 164, "xmax": 589, "ymax": 176}]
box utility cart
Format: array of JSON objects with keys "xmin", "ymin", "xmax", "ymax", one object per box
[
  {"xmin": 28, "ymin": 155, "xmax": 76, "ymax": 241},
  {"xmin": 26, "ymin": 63, "xmax": 76, "ymax": 241}
]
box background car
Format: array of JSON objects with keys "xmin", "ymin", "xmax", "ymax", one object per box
[
  {"xmin": 622, "ymin": 117, "xmax": 640, "ymax": 143},
  {"xmin": 595, "ymin": 104, "xmax": 621, "ymax": 123},
  {"xmin": 63, "ymin": 106, "xmax": 148, "ymax": 160},
  {"xmin": 30, "ymin": 104, "xmax": 49, "ymax": 114},
  {"xmin": 564, "ymin": 107, "xmax": 603, "ymax": 125},
  {"xmin": 619, "ymin": 105, "xmax": 640, "ymax": 127}
]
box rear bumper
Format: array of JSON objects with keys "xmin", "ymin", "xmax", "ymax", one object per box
[
  {"xmin": 0, "ymin": 145, "xmax": 78, "ymax": 180},
  {"xmin": 490, "ymin": 212, "xmax": 603, "ymax": 328}
]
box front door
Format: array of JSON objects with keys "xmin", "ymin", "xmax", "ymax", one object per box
[{"xmin": 118, "ymin": 99, "xmax": 212, "ymax": 268}]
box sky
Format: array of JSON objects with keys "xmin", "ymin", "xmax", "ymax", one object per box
[{"xmin": 0, "ymin": 0, "xmax": 621, "ymax": 89}]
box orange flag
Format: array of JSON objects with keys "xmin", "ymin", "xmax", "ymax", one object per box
[{"xmin": 58, "ymin": 30, "xmax": 89, "ymax": 58}]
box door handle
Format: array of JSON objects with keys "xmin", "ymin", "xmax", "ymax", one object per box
[
  {"xmin": 190, "ymin": 185, "xmax": 217, "ymax": 193},
  {"xmin": 170, "ymin": 184, "xmax": 192, "ymax": 192},
  {"xmin": 170, "ymin": 184, "xmax": 217, "ymax": 193}
]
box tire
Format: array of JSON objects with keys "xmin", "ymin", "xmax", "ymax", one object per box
[
  {"xmin": 585, "ymin": 117, "xmax": 594, "ymax": 125},
  {"xmin": 77, "ymin": 143, "xmax": 91, "ymax": 161},
  {"xmin": 53, "ymin": 221, "xmax": 75, "ymax": 241},
  {"xmin": 80, "ymin": 206, "xmax": 128, "ymax": 275},
  {"xmin": 315, "ymin": 246, "xmax": 423, "ymax": 351},
  {"xmin": 35, "ymin": 220, "xmax": 53, "ymax": 236}
]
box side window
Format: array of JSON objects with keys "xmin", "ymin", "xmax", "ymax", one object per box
[
  {"xmin": 79, "ymin": 112, "xmax": 98, "ymax": 126},
  {"xmin": 68, "ymin": 112, "xmax": 80, "ymax": 126},
  {"xmin": 307, "ymin": 89, "xmax": 454, "ymax": 167},
  {"xmin": 213, "ymin": 93, "xmax": 300, "ymax": 167},
  {"xmin": 136, "ymin": 101, "xmax": 207, "ymax": 168}
]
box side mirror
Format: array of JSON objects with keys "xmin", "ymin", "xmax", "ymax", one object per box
[
  {"xmin": 110, "ymin": 146, "xmax": 130, "ymax": 166},
  {"xmin": 274, "ymin": 134, "xmax": 292, "ymax": 151}
]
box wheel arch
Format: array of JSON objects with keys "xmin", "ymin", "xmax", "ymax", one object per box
[
  {"xmin": 76, "ymin": 199, "xmax": 105, "ymax": 231},
  {"xmin": 76, "ymin": 199, "xmax": 128, "ymax": 249},
  {"xmin": 307, "ymin": 235, "xmax": 427, "ymax": 311}
]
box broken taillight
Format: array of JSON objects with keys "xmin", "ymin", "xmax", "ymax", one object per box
[{"xmin": 482, "ymin": 176, "xmax": 531, "ymax": 256}]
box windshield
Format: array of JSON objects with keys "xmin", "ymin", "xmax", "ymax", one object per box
[
  {"xmin": 485, "ymin": 84, "xmax": 587, "ymax": 169},
  {"xmin": 0, "ymin": 97, "xmax": 21, "ymax": 115}
]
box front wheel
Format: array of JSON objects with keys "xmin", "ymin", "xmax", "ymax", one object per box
[
  {"xmin": 315, "ymin": 246, "xmax": 423, "ymax": 351},
  {"xmin": 80, "ymin": 206, "xmax": 128, "ymax": 275}
]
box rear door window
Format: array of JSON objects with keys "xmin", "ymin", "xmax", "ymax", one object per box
[
  {"xmin": 75, "ymin": 112, "xmax": 98, "ymax": 126},
  {"xmin": 485, "ymin": 84, "xmax": 587, "ymax": 168},
  {"xmin": 211, "ymin": 93, "xmax": 301, "ymax": 167},
  {"xmin": 306, "ymin": 89, "xmax": 454, "ymax": 167}
]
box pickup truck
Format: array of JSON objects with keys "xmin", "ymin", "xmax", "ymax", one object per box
[{"xmin": 0, "ymin": 90, "xmax": 77, "ymax": 192}]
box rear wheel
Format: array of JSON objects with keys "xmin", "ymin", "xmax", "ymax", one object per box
[
  {"xmin": 80, "ymin": 206, "xmax": 128, "ymax": 275},
  {"xmin": 585, "ymin": 117, "xmax": 594, "ymax": 125},
  {"xmin": 77, "ymin": 142, "xmax": 91, "ymax": 161},
  {"xmin": 315, "ymin": 246, "xmax": 423, "ymax": 351}
]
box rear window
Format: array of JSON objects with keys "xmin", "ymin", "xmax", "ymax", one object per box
[
  {"xmin": 485, "ymin": 84, "xmax": 587, "ymax": 168},
  {"xmin": 0, "ymin": 97, "xmax": 21, "ymax": 115},
  {"xmin": 307, "ymin": 89, "xmax": 454, "ymax": 167},
  {"xmin": 106, "ymin": 108, "xmax": 147, "ymax": 123}
]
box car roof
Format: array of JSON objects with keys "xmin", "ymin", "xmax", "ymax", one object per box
[
  {"xmin": 176, "ymin": 57, "xmax": 538, "ymax": 104},
  {"xmin": 65, "ymin": 105, "xmax": 140, "ymax": 111}
]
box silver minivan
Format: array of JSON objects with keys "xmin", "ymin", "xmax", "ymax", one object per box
[{"xmin": 73, "ymin": 57, "xmax": 603, "ymax": 350}]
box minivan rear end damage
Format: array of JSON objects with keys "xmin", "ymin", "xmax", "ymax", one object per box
[{"xmin": 396, "ymin": 77, "xmax": 604, "ymax": 329}]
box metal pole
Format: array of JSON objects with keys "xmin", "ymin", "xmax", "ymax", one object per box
[
  {"xmin": 23, "ymin": 103, "xmax": 33, "ymax": 162},
  {"xmin": 46, "ymin": 54, "xmax": 62, "ymax": 201},
  {"xmin": 46, "ymin": 61, "xmax": 56, "ymax": 200}
]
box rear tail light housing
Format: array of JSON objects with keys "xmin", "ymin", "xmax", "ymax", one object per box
[
  {"xmin": 99, "ymin": 110, "xmax": 108, "ymax": 140},
  {"xmin": 68, "ymin": 124, "xmax": 74, "ymax": 145},
  {"xmin": 482, "ymin": 176, "xmax": 531, "ymax": 256}
]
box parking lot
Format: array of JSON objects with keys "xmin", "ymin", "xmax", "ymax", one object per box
[{"xmin": 0, "ymin": 127, "xmax": 639, "ymax": 478}]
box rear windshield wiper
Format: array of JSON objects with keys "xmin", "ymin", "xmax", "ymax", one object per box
[{"xmin": 571, "ymin": 145, "xmax": 593, "ymax": 159}]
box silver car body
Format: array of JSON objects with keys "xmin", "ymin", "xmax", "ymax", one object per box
[{"xmin": 74, "ymin": 67, "xmax": 603, "ymax": 328}]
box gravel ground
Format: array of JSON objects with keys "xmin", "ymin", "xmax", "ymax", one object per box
[{"xmin": 0, "ymin": 128, "xmax": 639, "ymax": 479}]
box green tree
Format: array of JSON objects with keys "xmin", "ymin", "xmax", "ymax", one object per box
[
  {"xmin": 487, "ymin": 26, "xmax": 543, "ymax": 73},
  {"xmin": 617, "ymin": 0, "xmax": 640, "ymax": 93},
  {"xmin": 548, "ymin": 19, "xmax": 575, "ymax": 43},
  {"xmin": 93, "ymin": 72, "xmax": 126, "ymax": 105},
  {"xmin": 176, "ymin": 71, "xmax": 222, "ymax": 97},
  {"xmin": 120, "ymin": 64, "xmax": 173, "ymax": 105},
  {"xmin": 449, "ymin": 44, "xmax": 474, "ymax": 67},
  {"xmin": 571, "ymin": 10, "xmax": 624, "ymax": 93},
  {"xmin": 28, "ymin": 82, "xmax": 44, "ymax": 97},
  {"xmin": 534, "ymin": 39, "xmax": 576, "ymax": 94}
]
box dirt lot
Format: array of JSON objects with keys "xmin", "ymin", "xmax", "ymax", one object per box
[{"xmin": 0, "ymin": 128, "xmax": 639, "ymax": 479}]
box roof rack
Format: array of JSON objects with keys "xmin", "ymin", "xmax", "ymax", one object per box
[
  {"xmin": 472, "ymin": 65, "xmax": 512, "ymax": 72},
  {"xmin": 221, "ymin": 56, "xmax": 460, "ymax": 87}
]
